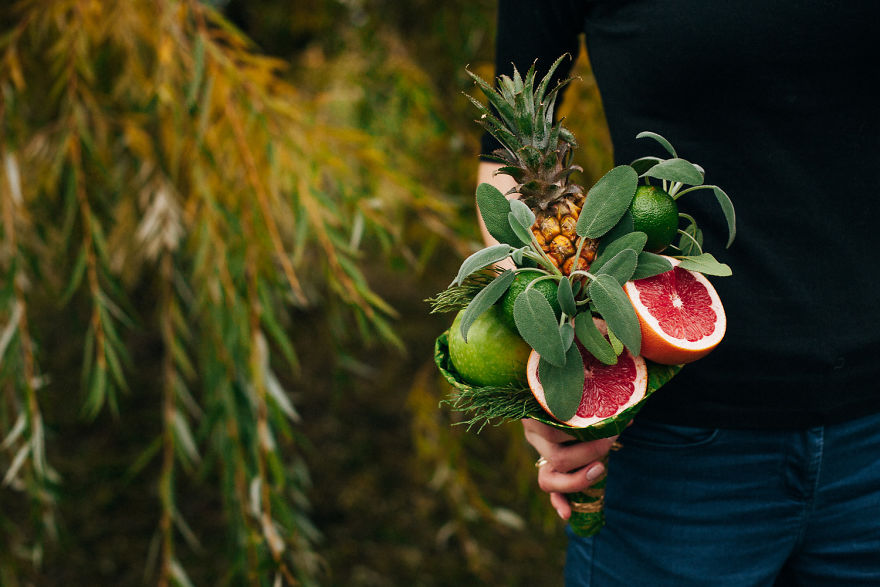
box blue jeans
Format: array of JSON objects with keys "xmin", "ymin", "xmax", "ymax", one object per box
[{"xmin": 564, "ymin": 411, "xmax": 880, "ymax": 586}]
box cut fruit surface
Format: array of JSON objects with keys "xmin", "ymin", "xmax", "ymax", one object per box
[
  {"xmin": 527, "ymin": 321, "xmax": 647, "ymax": 427},
  {"xmin": 624, "ymin": 260, "xmax": 726, "ymax": 365}
]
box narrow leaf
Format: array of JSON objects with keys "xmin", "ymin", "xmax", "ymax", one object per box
[
  {"xmin": 631, "ymin": 252, "xmax": 673, "ymax": 280},
  {"xmin": 636, "ymin": 131, "xmax": 678, "ymax": 157},
  {"xmin": 513, "ymin": 289, "xmax": 566, "ymax": 367},
  {"xmin": 476, "ymin": 183, "xmax": 520, "ymax": 246},
  {"xmin": 574, "ymin": 313, "xmax": 617, "ymax": 365},
  {"xmin": 607, "ymin": 327, "xmax": 625, "ymax": 356},
  {"xmin": 451, "ymin": 244, "xmax": 513, "ymax": 286},
  {"xmin": 538, "ymin": 343, "xmax": 585, "ymax": 422},
  {"xmin": 643, "ymin": 158, "xmax": 704, "ymax": 186},
  {"xmin": 560, "ymin": 322, "xmax": 575, "ymax": 350},
  {"xmin": 677, "ymin": 253, "xmax": 733, "ymax": 277},
  {"xmin": 556, "ymin": 277, "xmax": 577, "ymax": 317},
  {"xmin": 459, "ymin": 270, "xmax": 517, "ymax": 341},
  {"xmin": 576, "ymin": 165, "xmax": 639, "ymax": 238},
  {"xmin": 509, "ymin": 199, "xmax": 536, "ymax": 232},
  {"xmin": 507, "ymin": 211, "xmax": 534, "ymax": 245},
  {"xmin": 678, "ymin": 222, "xmax": 704, "ymax": 256},
  {"xmin": 713, "ymin": 186, "xmax": 737, "ymax": 247},
  {"xmin": 589, "ymin": 274, "xmax": 641, "ymax": 355}
]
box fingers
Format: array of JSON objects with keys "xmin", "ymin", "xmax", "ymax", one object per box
[
  {"xmin": 538, "ymin": 460, "xmax": 605, "ymax": 495},
  {"xmin": 549, "ymin": 492, "xmax": 571, "ymax": 520},
  {"xmin": 532, "ymin": 434, "xmax": 617, "ymax": 474}
]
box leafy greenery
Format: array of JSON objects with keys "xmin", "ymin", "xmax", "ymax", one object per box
[{"xmin": 0, "ymin": 0, "xmax": 477, "ymax": 584}]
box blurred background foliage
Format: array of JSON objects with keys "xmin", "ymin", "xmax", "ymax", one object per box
[{"xmin": 0, "ymin": 0, "xmax": 611, "ymax": 585}]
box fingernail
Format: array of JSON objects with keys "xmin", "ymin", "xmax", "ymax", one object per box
[{"xmin": 586, "ymin": 463, "xmax": 604, "ymax": 482}]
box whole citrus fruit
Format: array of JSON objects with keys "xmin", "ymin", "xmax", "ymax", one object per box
[
  {"xmin": 630, "ymin": 185, "xmax": 679, "ymax": 253},
  {"xmin": 527, "ymin": 319, "xmax": 647, "ymax": 428},
  {"xmin": 499, "ymin": 270, "xmax": 561, "ymax": 332},
  {"xmin": 448, "ymin": 305, "xmax": 531, "ymax": 387},
  {"xmin": 623, "ymin": 257, "xmax": 726, "ymax": 365}
]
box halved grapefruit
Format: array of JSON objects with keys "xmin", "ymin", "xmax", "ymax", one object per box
[
  {"xmin": 624, "ymin": 259, "xmax": 726, "ymax": 365},
  {"xmin": 527, "ymin": 320, "xmax": 648, "ymax": 428}
]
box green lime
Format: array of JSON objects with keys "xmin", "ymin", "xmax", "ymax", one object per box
[
  {"xmin": 630, "ymin": 185, "xmax": 679, "ymax": 253},
  {"xmin": 498, "ymin": 270, "xmax": 561, "ymax": 333},
  {"xmin": 448, "ymin": 306, "xmax": 531, "ymax": 387}
]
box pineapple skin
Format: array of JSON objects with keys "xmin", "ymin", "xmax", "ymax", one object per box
[{"xmin": 531, "ymin": 194, "xmax": 599, "ymax": 275}]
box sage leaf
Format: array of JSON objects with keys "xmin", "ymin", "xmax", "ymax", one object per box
[
  {"xmin": 595, "ymin": 248, "xmax": 639, "ymax": 285},
  {"xmin": 511, "ymin": 247, "xmax": 526, "ymax": 265},
  {"xmin": 557, "ymin": 277, "xmax": 577, "ymax": 317},
  {"xmin": 607, "ymin": 327, "xmax": 625, "ymax": 356},
  {"xmin": 509, "ymin": 199, "xmax": 537, "ymax": 232},
  {"xmin": 574, "ymin": 313, "xmax": 617, "ymax": 365},
  {"xmin": 591, "ymin": 231, "xmax": 647, "ymax": 274},
  {"xmin": 514, "ymin": 288, "xmax": 566, "ymax": 367},
  {"xmin": 643, "ymin": 158, "xmax": 704, "ymax": 186},
  {"xmin": 631, "ymin": 252, "xmax": 673, "ymax": 280},
  {"xmin": 630, "ymin": 156, "xmax": 662, "ymax": 176},
  {"xmin": 459, "ymin": 270, "xmax": 516, "ymax": 342},
  {"xmin": 636, "ymin": 131, "xmax": 677, "ymax": 157},
  {"xmin": 596, "ymin": 212, "xmax": 634, "ymax": 256},
  {"xmin": 452, "ymin": 244, "xmax": 513, "ymax": 286},
  {"xmin": 677, "ymin": 253, "xmax": 732, "ymax": 277},
  {"xmin": 713, "ymin": 186, "xmax": 737, "ymax": 247},
  {"xmin": 576, "ymin": 165, "xmax": 639, "ymax": 238},
  {"xmin": 589, "ymin": 274, "xmax": 641, "ymax": 355},
  {"xmin": 476, "ymin": 182, "xmax": 520, "ymax": 246},
  {"xmin": 507, "ymin": 211, "xmax": 533, "ymax": 245},
  {"xmin": 539, "ymin": 344, "xmax": 586, "ymax": 422},
  {"xmin": 678, "ymin": 219, "xmax": 703, "ymax": 256},
  {"xmin": 560, "ymin": 322, "xmax": 575, "ymax": 350}
]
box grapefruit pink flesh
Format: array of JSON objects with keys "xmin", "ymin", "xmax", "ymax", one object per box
[
  {"xmin": 527, "ymin": 334, "xmax": 647, "ymax": 428},
  {"xmin": 624, "ymin": 263, "xmax": 726, "ymax": 365}
]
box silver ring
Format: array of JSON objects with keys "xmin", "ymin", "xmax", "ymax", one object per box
[{"xmin": 534, "ymin": 456, "xmax": 550, "ymax": 469}]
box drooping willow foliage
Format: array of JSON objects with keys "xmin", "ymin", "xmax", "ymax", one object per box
[{"xmin": 0, "ymin": 0, "xmax": 460, "ymax": 584}]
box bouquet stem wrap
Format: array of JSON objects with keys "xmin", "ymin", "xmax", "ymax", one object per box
[{"xmin": 434, "ymin": 331, "xmax": 680, "ymax": 538}]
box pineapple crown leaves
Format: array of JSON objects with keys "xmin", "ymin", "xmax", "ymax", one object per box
[{"xmin": 465, "ymin": 54, "xmax": 579, "ymax": 162}]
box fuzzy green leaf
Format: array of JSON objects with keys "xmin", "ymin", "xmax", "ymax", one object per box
[
  {"xmin": 459, "ymin": 270, "xmax": 516, "ymax": 342},
  {"xmin": 591, "ymin": 231, "xmax": 647, "ymax": 274},
  {"xmin": 636, "ymin": 131, "xmax": 678, "ymax": 157},
  {"xmin": 677, "ymin": 253, "xmax": 732, "ymax": 277},
  {"xmin": 574, "ymin": 313, "xmax": 617, "ymax": 365},
  {"xmin": 643, "ymin": 158, "xmax": 704, "ymax": 186},
  {"xmin": 576, "ymin": 165, "xmax": 639, "ymax": 238},
  {"xmin": 513, "ymin": 288, "xmax": 566, "ymax": 367},
  {"xmin": 476, "ymin": 183, "xmax": 521, "ymax": 246},
  {"xmin": 594, "ymin": 248, "xmax": 639, "ymax": 285},
  {"xmin": 631, "ymin": 252, "xmax": 673, "ymax": 280},
  {"xmin": 507, "ymin": 211, "xmax": 533, "ymax": 245},
  {"xmin": 560, "ymin": 322, "xmax": 575, "ymax": 350},
  {"xmin": 557, "ymin": 277, "xmax": 577, "ymax": 317},
  {"xmin": 588, "ymin": 274, "xmax": 641, "ymax": 355},
  {"xmin": 713, "ymin": 186, "xmax": 737, "ymax": 247},
  {"xmin": 538, "ymin": 343, "xmax": 585, "ymax": 422},
  {"xmin": 451, "ymin": 244, "xmax": 513, "ymax": 286},
  {"xmin": 678, "ymin": 220, "xmax": 704, "ymax": 256}
]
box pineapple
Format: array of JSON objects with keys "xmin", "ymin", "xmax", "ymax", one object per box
[{"xmin": 467, "ymin": 56, "xmax": 599, "ymax": 275}]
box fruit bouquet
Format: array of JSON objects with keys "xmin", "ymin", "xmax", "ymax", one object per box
[{"xmin": 429, "ymin": 56, "xmax": 736, "ymax": 537}]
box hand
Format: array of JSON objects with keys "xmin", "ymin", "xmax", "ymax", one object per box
[{"xmin": 522, "ymin": 418, "xmax": 619, "ymax": 520}]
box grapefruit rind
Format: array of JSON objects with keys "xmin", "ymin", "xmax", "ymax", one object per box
[{"xmin": 624, "ymin": 260, "xmax": 726, "ymax": 365}]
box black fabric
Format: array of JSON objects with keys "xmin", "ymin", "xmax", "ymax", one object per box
[{"xmin": 484, "ymin": 0, "xmax": 880, "ymax": 429}]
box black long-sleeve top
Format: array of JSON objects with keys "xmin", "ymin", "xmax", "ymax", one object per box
[{"xmin": 483, "ymin": 0, "xmax": 880, "ymax": 428}]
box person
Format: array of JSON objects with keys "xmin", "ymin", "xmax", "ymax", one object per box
[{"xmin": 476, "ymin": 1, "xmax": 880, "ymax": 584}]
